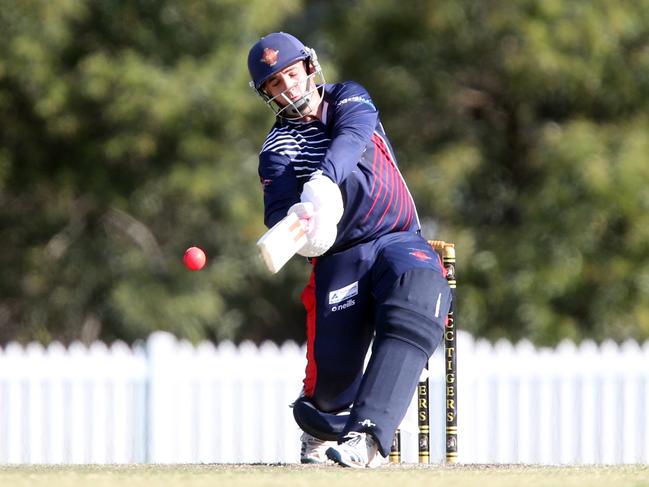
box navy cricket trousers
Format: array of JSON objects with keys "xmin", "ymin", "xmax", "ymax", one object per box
[{"xmin": 299, "ymin": 230, "xmax": 451, "ymax": 455}]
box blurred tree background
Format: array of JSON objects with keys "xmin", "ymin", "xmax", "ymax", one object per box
[{"xmin": 1, "ymin": 0, "xmax": 648, "ymax": 346}]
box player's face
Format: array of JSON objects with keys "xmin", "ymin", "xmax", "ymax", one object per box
[
  {"xmin": 261, "ymin": 60, "xmax": 322, "ymax": 120},
  {"xmin": 263, "ymin": 61, "xmax": 309, "ymax": 106}
]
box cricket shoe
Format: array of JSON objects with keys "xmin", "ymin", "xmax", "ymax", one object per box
[
  {"xmin": 325, "ymin": 431, "xmax": 379, "ymax": 468},
  {"xmin": 300, "ymin": 432, "xmax": 336, "ymax": 464}
]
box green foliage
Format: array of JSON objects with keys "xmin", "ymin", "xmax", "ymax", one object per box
[
  {"xmin": 0, "ymin": 0, "xmax": 304, "ymax": 344},
  {"xmin": 313, "ymin": 0, "xmax": 649, "ymax": 345},
  {"xmin": 1, "ymin": 0, "xmax": 649, "ymax": 346}
]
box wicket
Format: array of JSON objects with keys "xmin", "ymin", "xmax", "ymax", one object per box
[{"xmin": 389, "ymin": 240, "xmax": 457, "ymax": 464}]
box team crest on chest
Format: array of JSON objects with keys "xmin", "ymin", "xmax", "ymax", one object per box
[
  {"xmin": 261, "ymin": 48, "xmax": 279, "ymax": 66},
  {"xmin": 409, "ymin": 250, "xmax": 432, "ymax": 262}
]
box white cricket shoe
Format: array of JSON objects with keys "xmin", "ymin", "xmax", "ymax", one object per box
[
  {"xmin": 325, "ymin": 431, "xmax": 380, "ymax": 468},
  {"xmin": 300, "ymin": 432, "xmax": 336, "ymax": 464}
]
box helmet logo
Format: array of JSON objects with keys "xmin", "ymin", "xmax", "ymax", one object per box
[{"xmin": 261, "ymin": 48, "xmax": 279, "ymax": 66}]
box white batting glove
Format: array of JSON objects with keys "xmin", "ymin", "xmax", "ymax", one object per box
[
  {"xmin": 287, "ymin": 202, "xmax": 338, "ymax": 257},
  {"xmin": 300, "ymin": 173, "xmax": 344, "ymax": 225}
]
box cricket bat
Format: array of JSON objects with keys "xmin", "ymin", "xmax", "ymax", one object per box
[{"xmin": 256, "ymin": 213, "xmax": 308, "ymax": 273}]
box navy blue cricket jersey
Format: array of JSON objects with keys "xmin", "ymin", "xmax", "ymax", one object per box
[{"xmin": 258, "ymin": 81, "xmax": 420, "ymax": 253}]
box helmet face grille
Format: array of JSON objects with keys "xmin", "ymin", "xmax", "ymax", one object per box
[{"xmin": 262, "ymin": 67, "xmax": 326, "ymax": 120}]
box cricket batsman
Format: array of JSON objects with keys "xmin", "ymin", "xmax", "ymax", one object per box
[{"xmin": 247, "ymin": 32, "xmax": 451, "ymax": 468}]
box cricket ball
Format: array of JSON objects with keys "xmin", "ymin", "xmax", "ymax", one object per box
[{"xmin": 183, "ymin": 246, "xmax": 206, "ymax": 271}]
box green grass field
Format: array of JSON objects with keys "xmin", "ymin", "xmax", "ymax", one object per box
[{"xmin": 1, "ymin": 464, "xmax": 648, "ymax": 487}]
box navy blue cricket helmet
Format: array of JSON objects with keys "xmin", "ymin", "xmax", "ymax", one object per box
[
  {"xmin": 247, "ymin": 32, "xmax": 325, "ymax": 119},
  {"xmin": 248, "ymin": 32, "xmax": 311, "ymax": 89}
]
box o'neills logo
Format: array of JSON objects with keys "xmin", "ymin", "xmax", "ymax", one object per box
[
  {"xmin": 261, "ymin": 48, "xmax": 279, "ymax": 66},
  {"xmin": 331, "ymin": 299, "xmax": 355, "ymax": 313}
]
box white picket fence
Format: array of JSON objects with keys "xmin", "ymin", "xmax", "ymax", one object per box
[{"xmin": 0, "ymin": 331, "xmax": 648, "ymax": 465}]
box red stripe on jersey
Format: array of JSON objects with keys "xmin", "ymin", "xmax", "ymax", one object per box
[
  {"xmin": 398, "ymin": 170, "xmax": 412, "ymax": 229},
  {"xmin": 362, "ymin": 142, "xmax": 386, "ymax": 223},
  {"xmin": 301, "ymin": 260, "xmax": 318, "ymax": 397},
  {"xmin": 379, "ymin": 150, "xmax": 389, "ymax": 205},
  {"xmin": 390, "ymin": 167, "xmax": 405, "ymax": 231},
  {"xmin": 373, "ymin": 132, "xmax": 418, "ymax": 232},
  {"xmin": 365, "ymin": 133, "xmax": 419, "ymax": 230},
  {"xmin": 374, "ymin": 151, "xmax": 396, "ymax": 229},
  {"xmin": 369, "ymin": 140, "xmax": 379, "ymax": 195}
]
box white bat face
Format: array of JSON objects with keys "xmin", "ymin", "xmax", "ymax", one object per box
[{"xmin": 256, "ymin": 213, "xmax": 308, "ymax": 273}]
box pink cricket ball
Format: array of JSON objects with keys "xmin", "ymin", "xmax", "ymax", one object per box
[{"xmin": 183, "ymin": 246, "xmax": 206, "ymax": 271}]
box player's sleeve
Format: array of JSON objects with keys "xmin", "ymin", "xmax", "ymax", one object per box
[
  {"xmin": 259, "ymin": 151, "xmax": 300, "ymax": 228},
  {"xmin": 319, "ymin": 82, "xmax": 379, "ymax": 184}
]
